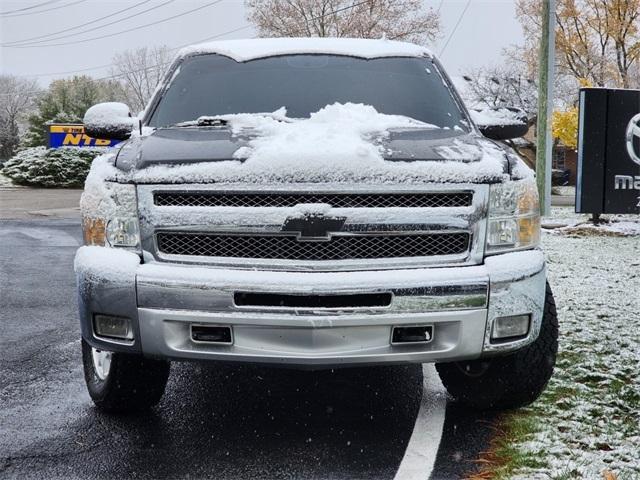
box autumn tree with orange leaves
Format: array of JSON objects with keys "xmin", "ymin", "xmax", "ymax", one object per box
[{"xmin": 512, "ymin": 0, "xmax": 640, "ymax": 88}]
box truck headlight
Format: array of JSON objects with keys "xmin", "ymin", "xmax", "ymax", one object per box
[
  {"xmin": 106, "ymin": 218, "xmax": 140, "ymax": 247},
  {"xmin": 81, "ymin": 182, "xmax": 140, "ymax": 250},
  {"xmin": 486, "ymin": 178, "xmax": 540, "ymax": 254}
]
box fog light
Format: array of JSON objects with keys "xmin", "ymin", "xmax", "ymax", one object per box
[
  {"xmin": 94, "ymin": 314, "xmax": 133, "ymax": 341},
  {"xmin": 491, "ymin": 314, "xmax": 530, "ymax": 341}
]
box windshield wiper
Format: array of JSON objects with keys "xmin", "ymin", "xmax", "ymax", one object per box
[
  {"xmin": 170, "ymin": 109, "xmax": 294, "ymax": 129},
  {"xmin": 172, "ymin": 117, "xmax": 229, "ymax": 128}
]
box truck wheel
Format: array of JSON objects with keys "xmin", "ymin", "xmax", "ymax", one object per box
[
  {"xmin": 81, "ymin": 339, "xmax": 170, "ymax": 413},
  {"xmin": 435, "ymin": 283, "xmax": 558, "ymax": 410}
]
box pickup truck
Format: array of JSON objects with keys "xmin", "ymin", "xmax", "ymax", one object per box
[{"xmin": 75, "ymin": 38, "xmax": 558, "ymax": 413}]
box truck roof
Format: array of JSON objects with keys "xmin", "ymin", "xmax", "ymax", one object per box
[{"xmin": 176, "ymin": 37, "xmax": 433, "ymax": 63}]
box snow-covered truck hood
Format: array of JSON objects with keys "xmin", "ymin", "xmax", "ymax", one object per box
[
  {"xmin": 109, "ymin": 129, "xmax": 512, "ymax": 184},
  {"xmin": 99, "ymin": 103, "xmax": 530, "ymax": 185},
  {"xmin": 118, "ymin": 128, "xmax": 487, "ymax": 167}
]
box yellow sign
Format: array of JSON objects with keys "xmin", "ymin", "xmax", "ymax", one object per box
[{"xmin": 48, "ymin": 124, "xmax": 118, "ymax": 148}]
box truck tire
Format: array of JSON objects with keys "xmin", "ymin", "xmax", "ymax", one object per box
[
  {"xmin": 81, "ymin": 339, "xmax": 170, "ymax": 413},
  {"xmin": 435, "ymin": 283, "xmax": 558, "ymax": 410}
]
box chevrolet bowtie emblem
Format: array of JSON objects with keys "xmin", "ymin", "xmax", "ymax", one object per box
[{"xmin": 282, "ymin": 214, "xmax": 347, "ymax": 241}]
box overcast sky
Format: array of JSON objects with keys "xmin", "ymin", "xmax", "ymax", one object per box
[{"xmin": 0, "ymin": 0, "xmax": 524, "ymax": 87}]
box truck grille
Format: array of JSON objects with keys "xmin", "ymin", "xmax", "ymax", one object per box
[
  {"xmin": 154, "ymin": 192, "xmax": 473, "ymax": 209},
  {"xmin": 156, "ymin": 232, "xmax": 470, "ymax": 261}
]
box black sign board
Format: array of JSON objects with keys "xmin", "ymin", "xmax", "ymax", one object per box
[{"xmin": 577, "ymin": 88, "xmax": 640, "ymax": 214}]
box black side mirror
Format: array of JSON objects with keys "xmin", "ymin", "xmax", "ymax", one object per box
[
  {"xmin": 471, "ymin": 107, "xmax": 529, "ymax": 141},
  {"xmin": 83, "ymin": 102, "xmax": 139, "ymax": 141}
]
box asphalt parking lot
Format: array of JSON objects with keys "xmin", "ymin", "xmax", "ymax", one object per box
[{"xmin": 0, "ymin": 193, "xmax": 497, "ymax": 480}]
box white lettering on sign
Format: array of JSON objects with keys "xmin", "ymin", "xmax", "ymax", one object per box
[{"xmin": 614, "ymin": 175, "xmax": 640, "ymax": 190}]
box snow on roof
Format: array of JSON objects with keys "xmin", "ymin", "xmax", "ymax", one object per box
[{"xmin": 176, "ymin": 37, "xmax": 433, "ymax": 63}]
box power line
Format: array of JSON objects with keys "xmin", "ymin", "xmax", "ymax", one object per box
[
  {"xmin": 9, "ymin": 0, "xmax": 224, "ymax": 48},
  {"xmin": 438, "ymin": 0, "xmax": 470, "ymax": 57},
  {"xmin": 179, "ymin": 24, "xmax": 255, "ymax": 47},
  {"xmin": 21, "ymin": 23, "xmax": 249, "ymax": 78},
  {"xmin": 16, "ymin": 25, "xmax": 249, "ymax": 79},
  {"xmin": 96, "ymin": 0, "xmax": 373, "ymax": 80},
  {"xmin": 185, "ymin": 0, "xmax": 372, "ymax": 45},
  {"xmin": 0, "ymin": 0, "xmax": 64, "ymax": 16},
  {"xmin": 91, "ymin": 26, "xmax": 254, "ymax": 82},
  {"xmin": 22, "ymin": 62, "xmax": 115, "ymax": 78},
  {"xmin": 2, "ymin": 0, "xmax": 157, "ymax": 46},
  {"xmin": 0, "ymin": 0, "xmax": 88, "ymax": 18},
  {"xmin": 17, "ymin": 0, "xmax": 373, "ymax": 80}
]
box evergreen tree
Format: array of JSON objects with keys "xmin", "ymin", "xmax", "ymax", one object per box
[{"xmin": 25, "ymin": 76, "xmax": 126, "ymax": 147}]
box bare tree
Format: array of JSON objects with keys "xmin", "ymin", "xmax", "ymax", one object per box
[
  {"xmin": 246, "ymin": 0, "xmax": 440, "ymax": 45},
  {"xmin": 110, "ymin": 46, "xmax": 173, "ymax": 114},
  {"xmin": 461, "ymin": 66, "xmax": 539, "ymax": 123},
  {"xmin": 461, "ymin": 64, "xmax": 577, "ymax": 122},
  {"xmin": 0, "ymin": 75, "xmax": 41, "ymax": 160}
]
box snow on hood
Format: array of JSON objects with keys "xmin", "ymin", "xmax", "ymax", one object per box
[
  {"xmin": 176, "ymin": 37, "xmax": 432, "ymax": 63},
  {"xmin": 227, "ymin": 103, "xmax": 435, "ymax": 166},
  {"xmin": 90, "ymin": 103, "xmax": 515, "ymax": 185}
]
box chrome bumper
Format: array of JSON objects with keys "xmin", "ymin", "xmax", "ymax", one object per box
[{"xmin": 75, "ymin": 248, "xmax": 546, "ymax": 367}]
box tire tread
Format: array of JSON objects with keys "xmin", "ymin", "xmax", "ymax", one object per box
[
  {"xmin": 436, "ymin": 283, "xmax": 559, "ymax": 410},
  {"xmin": 82, "ymin": 340, "xmax": 170, "ymax": 413}
]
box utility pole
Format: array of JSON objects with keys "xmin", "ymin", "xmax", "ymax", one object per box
[{"xmin": 536, "ymin": 0, "xmax": 556, "ymax": 216}]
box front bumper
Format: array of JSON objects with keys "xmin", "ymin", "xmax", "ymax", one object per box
[{"xmin": 75, "ymin": 248, "xmax": 546, "ymax": 367}]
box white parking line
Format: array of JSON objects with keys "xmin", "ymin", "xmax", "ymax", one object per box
[{"xmin": 393, "ymin": 364, "xmax": 448, "ymax": 480}]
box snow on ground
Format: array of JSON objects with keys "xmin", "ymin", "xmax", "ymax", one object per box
[
  {"xmin": 510, "ymin": 207, "xmax": 640, "ymax": 479},
  {"xmin": 559, "ymin": 221, "xmax": 640, "ymax": 236},
  {"xmin": 552, "ymin": 186, "xmax": 575, "ymax": 196},
  {"xmin": 542, "ymin": 208, "xmax": 640, "ymax": 236}
]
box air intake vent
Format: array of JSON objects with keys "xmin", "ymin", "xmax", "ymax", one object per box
[
  {"xmin": 154, "ymin": 192, "xmax": 473, "ymax": 209},
  {"xmin": 156, "ymin": 232, "xmax": 470, "ymax": 260},
  {"xmin": 234, "ymin": 292, "xmax": 392, "ymax": 309}
]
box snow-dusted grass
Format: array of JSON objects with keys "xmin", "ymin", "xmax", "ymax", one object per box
[
  {"xmin": 486, "ymin": 207, "xmax": 640, "ymax": 479},
  {"xmin": 542, "ymin": 208, "xmax": 640, "ymax": 237},
  {"xmin": 551, "ymin": 186, "xmax": 575, "ymax": 196}
]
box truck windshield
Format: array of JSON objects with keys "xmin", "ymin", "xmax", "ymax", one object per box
[{"xmin": 148, "ymin": 54, "xmax": 470, "ymax": 131}]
